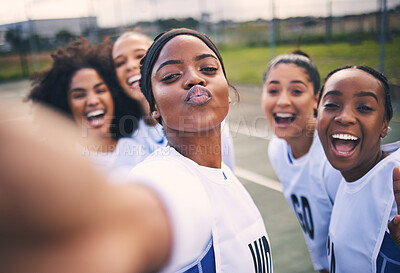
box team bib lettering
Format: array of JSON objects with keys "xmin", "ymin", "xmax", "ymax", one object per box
[
  {"xmin": 248, "ymin": 236, "xmax": 272, "ymax": 273},
  {"xmin": 291, "ymin": 194, "xmax": 314, "ymax": 239}
]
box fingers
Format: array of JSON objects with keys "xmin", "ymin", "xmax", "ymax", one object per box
[
  {"xmin": 394, "ymin": 167, "xmax": 400, "ymax": 215},
  {"xmin": 389, "ymin": 215, "xmax": 400, "ymax": 248}
]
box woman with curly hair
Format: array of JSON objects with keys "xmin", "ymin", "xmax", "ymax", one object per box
[{"xmin": 26, "ymin": 37, "xmax": 148, "ymax": 175}]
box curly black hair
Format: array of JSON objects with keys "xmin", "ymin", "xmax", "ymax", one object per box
[{"xmin": 26, "ymin": 37, "xmax": 144, "ymax": 139}]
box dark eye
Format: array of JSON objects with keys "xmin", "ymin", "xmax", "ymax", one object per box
[
  {"xmin": 268, "ymin": 89, "xmax": 278, "ymax": 95},
  {"xmin": 114, "ymin": 60, "xmax": 125, "ymax": 68},
  {"xmin": 323, "ymin": 102, "xmax": 339, "ymax": 110},
  {"xmin": 292, "ymin": 89, "xmax": 302, "ymax": 95},
  {"xmin": 161, "ymin": 73, "xmax": 180, "ymax": 83},
  {"xmin": 136, "ymin": 54, "xmax": 145, "ymax": 60},
  {"xmin": 357, "ymin": 104, "xmax": 374, "ymax": 112},
  {"xmin": 96, "ymin": 89, "xmax": 107, "ymax": 94},
  {"xmin": 201, "ymin": 66, "xmax": 218, "ymax": 73},
  {"xmin": 72, "ymin": 92, "xmax": 85, "ymax": 99}
]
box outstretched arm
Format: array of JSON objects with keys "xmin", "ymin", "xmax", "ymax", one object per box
[
  {"xmin": 0, "ymin": 103, "xmax": 171, "ymax": 273},
  {"xmin": 389, "ymin": 167, "xmax": 400, "ymax": 248}
]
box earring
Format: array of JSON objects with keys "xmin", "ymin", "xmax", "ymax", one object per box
[
  {"xmin": 380, "ymin": 127, "xmax": 388, "ymax": 138},
  {"xmin": 152, "ymin": 110, "xmax": 160, "ymax": 119}
]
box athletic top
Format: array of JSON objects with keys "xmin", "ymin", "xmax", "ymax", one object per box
[
  {"xmin": 268, "ymin": 132, "xmax": 341, "ymax": 271},
  {"xmin": 128, "ymin": 146, "xmax": 273, "ymax": 273},
  {"xmin": 131, "ymin": 119, "xmax": 168, "ymax": 154},
  {"xmin": 328, "ymin": 148, "xmax": 400, "ymax": 273},
  {"xmin": 84, "ymin": 137, "xmax": 148, "ymax": 178},
  {"xmin": 131, "ymin": 119, "xmax": 236, "ymax": 171}
]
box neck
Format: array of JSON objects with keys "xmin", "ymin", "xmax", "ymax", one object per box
[
  {"xmin": 286, "ymin": 125, "xmax": 315, "ymax": 159},
  {"xmin": 342, "ymin": 148, "xmax": 388, "ymax": 182},
  {"xmin": 166, "ymin": 126, "xmax": 222, "ymax": 169}
]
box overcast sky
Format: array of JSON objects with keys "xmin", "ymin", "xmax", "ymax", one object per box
[{"xmin": 1, "ymin": 0, "xmax": 399, "ymax": 27}]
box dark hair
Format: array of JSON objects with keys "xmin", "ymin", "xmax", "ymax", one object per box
[
  {"xmin": 139, "ymin": 28, "xmax": 234, "ymax": 123},
  {"xmin": 26, "ymin": 37, "xmax": 144, "ymax": 139},
  {"xmin": 263, "ymin": 50, "xmax": 320, "ymax": 95},
  {"xmin": 318, "ymin": 65, "xmax": 393, "ymax": 122}
]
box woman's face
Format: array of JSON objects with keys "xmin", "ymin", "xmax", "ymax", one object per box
[
  {"xmin": 112, "ymin": 35, "xmax": 151, "ymax": 101},
  {"xmin": 67, "ymin": 68, "xmax": 115, "ymax": 139},
  {"xmin": 317, "ymin": 68, "xmax": 388, "ymax": 181},
  {"xmin": 151, "ymin": 35, "xmax": 230, "ymax": 133},
  {"xmin": 262, "ymin": 63, "xmax": 317, "ymax": 140}
]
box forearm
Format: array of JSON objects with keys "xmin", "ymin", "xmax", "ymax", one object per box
[
  {"xmin": 0, "ymin": 102, "xmax": 172, "ymax": 272},
  {"xmin": 0, "ymin": 103, "xmax": 112, "ymax": 235}
]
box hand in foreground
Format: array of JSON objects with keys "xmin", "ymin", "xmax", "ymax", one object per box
[{"xmin": 389, "ymin": 167, "xmax": 400, "ymax": 248}]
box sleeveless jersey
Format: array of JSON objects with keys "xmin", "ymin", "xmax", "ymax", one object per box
[
  {"xmin": 131, "ymin": 119, "xmax": 235, "ymax": 171},
  {"xmin": 328, "ymin": 148, "xmax": 400, "ymax": 273},
  {"xmin": 268, "ymin": 132, "xmax": 341, "ymax": 270},
  {"xmin": 84, "ymin": 137, "xmax": 148, "ymax": 178},
  {"xmin": 129, "ymin": 146, "xmax": 273, "ymax": 273}
]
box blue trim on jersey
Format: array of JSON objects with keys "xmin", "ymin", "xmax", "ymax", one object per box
[
  {"xmin": 222, "ymin": 172, "xmax": 227, "ymax": 180},
  {"xmin": 377, "ymin": 232, "xmax": 400, "ymax": 273},
  {"xmin": 287, "ymin": 151, "xmax": 293, "ymax": 164},
  {"xmin": 182, "ymin": 238, "xmax": 216, "ymax": 273}
]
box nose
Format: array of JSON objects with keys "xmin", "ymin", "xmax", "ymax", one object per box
[
  {"xmin": 86, "ymin": 91, "xmax": 100, "ymax": 106},
  {"xmin": 334, "ymin": 106, "xmax": 356, "ymax": 125},
  {"xmin": 183, "ymin": 68, "xmax": 206, "ymax": 89},
  {"xmin": 276, "ymin": 90, "xmax": 291, "ymax": 107},
  {"xmin": 126, "ymin": 57, "xmax": 139, "ymax": 71}
]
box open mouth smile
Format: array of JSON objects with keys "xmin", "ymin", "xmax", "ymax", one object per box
[
  {"xmin": 273, "ymin": 112, "xmax": 296, "ymax": 127},
  {"xmin": 330, "ymin": 133, "xmax": 360, "ymax": 157},
  {"xmin": 85, "ymin": 109, "xmax": 106, "ymax": 128},
  {"xmin": 127, "ymin": 75, "xmax": 141, "ymax": 88}
]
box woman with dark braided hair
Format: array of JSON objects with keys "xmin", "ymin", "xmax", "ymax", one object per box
[
  {"xmin": 26, "ymin": 37, "xmax": 148, "ymax": 176},
  {"xmin": 317, "ymin": 65, "xmax": 400, "ymax": 272}
]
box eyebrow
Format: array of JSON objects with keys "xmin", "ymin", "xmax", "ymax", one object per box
[
  {"xmin": 323, "ymin": 90, "xmax": 378, "ymax": 102},
  {"xmin": 355, "ymin": 91, "xmax": 378, "ymax": 102},
  {"xmin": 267, "ymin": 80, "xmax": 307, "ymax": 86},
  {"xmin": 194, "ymin": 53, "xmax": 218, "ymax": 62},
  {"xmin": 156, "ymin": 60, "xmax": 182, "ymax": 73},
  {"xmin": 155, "ymin": 54, "xmax": 218, "ymax": 73},
  {"xmin": 69, "ymin": 82, "xmax": 105, "ymax": 93},
  {"xmin": 322, "ymin": 90, "xmax": 342, "ymax": 99},
  {"xmin": 113, "ymin": 49, "xmax": 147, "ymax": 61}
]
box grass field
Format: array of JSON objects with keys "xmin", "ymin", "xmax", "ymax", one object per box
[
  {"xmin": 220, "ymin": 37, "xmax": 400, "ymax": 85},
  {"xmin": 1, "ymin": 37, "xmax": 399, "ymax": 86}
]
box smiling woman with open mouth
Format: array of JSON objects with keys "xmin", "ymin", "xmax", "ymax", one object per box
[{"xmin": 317, "ymin": 65, "xmax": 400, "ymax": 273}]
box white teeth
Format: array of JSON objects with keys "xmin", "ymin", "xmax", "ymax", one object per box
[
  {"xmin": 275, "ymin": 113, "xmax": 294, "ymax": 118},
  {"xmin": 86, "ymin": 109, "xmax": 104, "ymax": 118},
  {"xmin": 332, "ymin": 134, "xmax": 359, "ymax": 141},
  {"xmin": 128, "ymin": 75, "xmax": 141, "ymax": 85}
]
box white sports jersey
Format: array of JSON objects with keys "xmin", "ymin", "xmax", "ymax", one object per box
[
  {"xmin": 131, "ymin": 118, "xmax": 168, "ymax": 154},
  {"xmin": 328, "ymin": 148, "xmax": 400, "ymax": 273},
  {"xmin": 268, "ymin": 132, "xmax": 341, "ymax": 271},
  {"xmin": 129, "ymin": 146, "xmax": 272, "ymax": 273},
  {"xmin": 131, "ymin": 119, "xmax": 236, "ymax": 171},
  {"xmin": 84, "ymin": 137, "xmax": 148, "ymax": 178}
]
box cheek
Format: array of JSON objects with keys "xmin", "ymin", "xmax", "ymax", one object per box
[{"xmin": 261, "ymin": 94, "xmax": 274, "ymax": 118}]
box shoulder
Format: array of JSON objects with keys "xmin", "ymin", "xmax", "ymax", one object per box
[{"xmin": 267, "ymin": 136, "xmax": 287, "ymax": 158}]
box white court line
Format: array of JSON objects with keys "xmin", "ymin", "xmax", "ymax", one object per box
[{"xmin": 235, "ymin": 166, "xmax": 282, "ymax": 193}]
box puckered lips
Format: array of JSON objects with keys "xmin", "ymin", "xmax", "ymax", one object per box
[
  {"xmin": 85, "ymin": 109, "xmax": 106, "ymax": 128},
  {"xmin": 185, "ymin": 85, "xmax": 212, "ymax": 106},
  {"xmin": 127, "ymin": 74, "xmax": 141, "ymax": 89},
  {"xmin": 330, "ymin": 132, "xmax": 360, "ymax": 158},
  {"xmin": 273, "ymin": 112, "xmax": 296, "ymax": 128}
]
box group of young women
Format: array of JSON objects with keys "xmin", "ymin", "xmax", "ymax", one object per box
[
  {"xmin": 0, "ymin": 27, "xmax": 399, "ymax": 273},
  {"xmin": 262, "ymin": 51, "xmax": 400, "ymax": 272}
]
